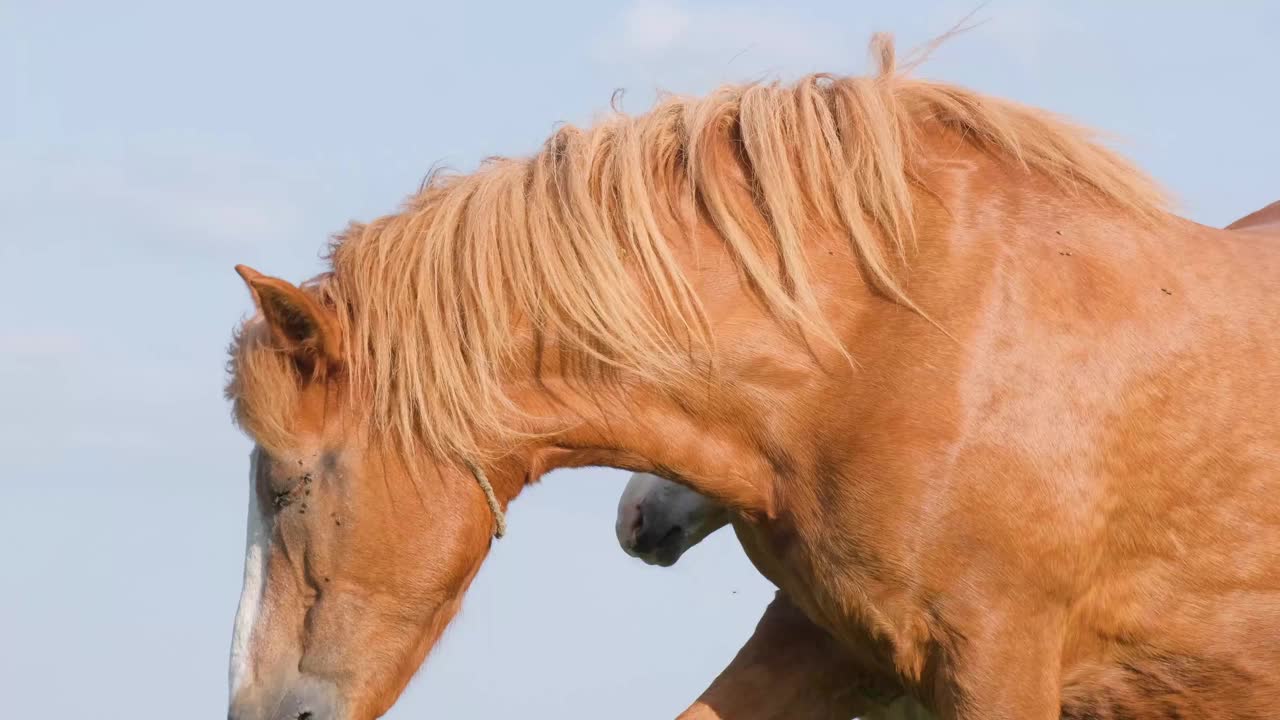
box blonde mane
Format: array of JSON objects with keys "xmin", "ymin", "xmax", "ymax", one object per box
[{"xmin": 228, "ymin": 34, "xmax": 1168, "ymax": 462}]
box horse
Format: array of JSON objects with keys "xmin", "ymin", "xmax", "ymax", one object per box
[
  {"xmin": 620, "ymin": 471, "xmax": 934, "ymax": 720},
  {"xmin": 617, "ymin": 471, "xmax": 730, "ymax": 566},
  {"xmin": 626, "ymin": 186, "xmax": 1280, "ymax": 716},
  {"xmin": 224, "ymin": 31, "xmax": 1280, "ymax": 719}
]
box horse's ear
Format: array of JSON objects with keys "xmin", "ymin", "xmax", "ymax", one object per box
[{"xmin": 235, "ymin": 265, "xmax": 342, "ymax": 368}]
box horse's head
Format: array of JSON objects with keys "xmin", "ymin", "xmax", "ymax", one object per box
[
  {"xmin": 616, "ymin": 472, "xmax": 729, "ymax": 567},
  {"xmin": 226, "ymin": 267, "xmax": 505, "ymax": 720}
]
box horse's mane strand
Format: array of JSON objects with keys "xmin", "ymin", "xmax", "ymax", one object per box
[{"xmin": 228, "ymin": 34, "xmax": 1168, "ymax": 462}]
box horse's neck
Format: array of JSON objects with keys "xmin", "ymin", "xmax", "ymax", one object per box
[
  {"xmin": 506, "ymin": 384, "xmax": 781, "ymax": 517},
  {"xmin": 505, "ymin": 148, "xmax": 1157, "ymax": 514},
  {"xmin": 504, "ymin": 144, "xmax": 1188, "ymax": 530}
]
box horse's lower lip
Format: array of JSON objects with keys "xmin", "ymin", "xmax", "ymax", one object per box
[
  {"xmin": 651, "ymin": 527, "xmax": 685, "ymax": 564},
  {"xmin": 624, "ymin": 525, "xmax": 685, "ymax": 564},
  {"xmin": 657, "ymin": 526, "xmax": 683, "ymax": 547}
]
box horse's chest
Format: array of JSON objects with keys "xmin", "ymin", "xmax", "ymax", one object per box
[
  {"xmin": 728, "ymin": 517, "xmax": 864, "ymax": 631},
  {"xmin": 729, "ymin": 517, "xmax": 799, "ymax": 589}
]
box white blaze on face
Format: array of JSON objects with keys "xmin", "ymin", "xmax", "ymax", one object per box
[{"xmin": 229, "ymin": 447, "xmax": 273, "ymax": 699}]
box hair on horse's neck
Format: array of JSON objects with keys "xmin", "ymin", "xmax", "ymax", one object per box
[{"xmin": 228, "ymin": 33, "xmax": 1168, "ymax": 469}]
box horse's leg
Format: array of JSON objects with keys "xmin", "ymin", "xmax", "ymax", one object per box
[{"xmin": 677, "ymin": 591, "xmax": 898, "ymax": 720}]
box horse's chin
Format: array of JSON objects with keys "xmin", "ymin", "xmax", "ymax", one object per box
[
  {"xmin": 647, "ymin": 551, "xmax": 682, "ymax": 567},
  {"xmin": 625, "ymin": 535, "xmax": 690, "ymax": 567}
]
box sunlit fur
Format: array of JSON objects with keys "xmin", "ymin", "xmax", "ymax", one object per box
[
  {"xmin": 225, "ymin": 32, "xmax": 1280, "ymax": 720},
  {"xmin": 650, "ymin": 198, "xmax": 1280, "ymax": 720},
  {"xmin": 227, "ymin": 33, "xmax": 1165, "ymax": 465}
]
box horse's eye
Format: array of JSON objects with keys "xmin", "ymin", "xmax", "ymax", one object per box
[
  {"xmin": 271, "ymin": 484, "xmax": 298, "ymax": 509},
  {"xmin": 266, "ymin": 470, "xmax": 310, "ymax": 510}
]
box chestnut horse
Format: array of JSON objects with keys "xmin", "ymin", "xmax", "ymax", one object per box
[
  {"xmin": 637, "ymin": 201, "xmax": 1280, "ymax": 720},
  {"xmin": 619, "ymin": 470, "xmax": 935, "ymax": 720},
  {"xmin": 225, "ymin": 33, "xmax": 1280, "ymax": 719}
]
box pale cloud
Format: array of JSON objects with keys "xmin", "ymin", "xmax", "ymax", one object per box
[
  {"xmin": 591, "ymin": 0, "xmax": 1082, "ymax": 99},
  {"xmin": 927, "ymin": 0, "xmax": 1088, "ymax": 70},
  {"xmin": 1, "ymin": 136, "xmax": 308, "ymax": 260},
  {"xmin": 57, "ymin": 157, "xmax": 299, "ymax": 254},
  {"xmin": 0, "ymin": 333, "xmax": 230, "ymax": 465},
  {"xmin": 0, "ymin": 332, "xmax": 83, "ymax": 359},
  {"xmin": 595, "ymin": 0, "xmax": 855, "ymax": 85},
  {"xmin": 620, "ymin": 0, "xmax": 692, "ymax": 56}
]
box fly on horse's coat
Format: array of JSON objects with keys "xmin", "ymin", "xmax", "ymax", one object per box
[{"xmin": 224, "ymin": 32, "xmax": 1280, "ymax": 720}]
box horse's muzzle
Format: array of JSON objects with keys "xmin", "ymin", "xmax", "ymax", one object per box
[{"xmin": 229, "ymin": 674, "xmax": 346, "ymax": 720}]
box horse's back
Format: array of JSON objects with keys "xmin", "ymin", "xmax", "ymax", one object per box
[{"xmin": 1226, "ymin": 199, "xmax": 1280, "ymax": 234}]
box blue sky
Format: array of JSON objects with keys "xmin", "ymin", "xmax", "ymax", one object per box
[{"xmin": 2, "ymin": 1, "xmax": 1278, "ymax": 717}]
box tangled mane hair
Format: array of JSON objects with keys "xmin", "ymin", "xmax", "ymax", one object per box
[{"xmin": 227, "ymin": 33, "xmax": 1168, "ymax": 462}]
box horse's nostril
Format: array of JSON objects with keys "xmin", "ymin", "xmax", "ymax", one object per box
[
  {"xmin": 629, "ymin": 507, "xmax": 645, "ymax": 536},
  {"xmin": 297, "ymin": 713, "xmax": 313, "ymax": 720}
]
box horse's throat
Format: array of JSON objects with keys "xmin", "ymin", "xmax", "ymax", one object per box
[{"xmin": 730, "ymin": 517, "xmax": 831, "ymax": 620}]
